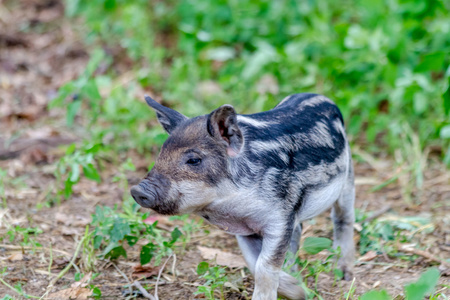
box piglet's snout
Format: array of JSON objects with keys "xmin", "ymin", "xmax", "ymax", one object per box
[
  {"xmin": 131, "ymin": 171, "xmax": 172, "ymax": 211},
  {"xmin": 131, "ymin": 183, "xmax": 156, "ymax": 208}
]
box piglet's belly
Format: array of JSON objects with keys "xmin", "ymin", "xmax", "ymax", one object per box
[{"xmin": 202, "ymin": 215, "xmax": 255, "ymax": 236}]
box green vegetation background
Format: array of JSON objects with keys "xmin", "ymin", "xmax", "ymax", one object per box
[{"xmin": 53, "ymin": 0, "xmax": 450, "ymax": 162}]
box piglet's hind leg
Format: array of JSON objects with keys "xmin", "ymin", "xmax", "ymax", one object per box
[{"xmin": 331, "ymin": 165, "xmax": 355, "ymax": 281}]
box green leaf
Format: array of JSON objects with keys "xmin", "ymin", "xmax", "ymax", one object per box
[
  {"xmin": 110, "ymin": 218, "xmax": 131, "ymax": 243},
  {"xmin": 140, "ymin": 243, "xmax": 155, "ymax": 265},
  {"xmin": 82, "ymin": 79, "xmax": 102, "ymax": 102},
  {"xmin": 378, "ymin": 223, "xmax": 394, "ymax": 240},
  {"xmin": 205, "ymin": 47, "xmax": 236, "ymax": 62},
  {"xmin": 82, "ymin": 163, "xmax": 101, "ymax": 182},
  {"xmin": 85, "ymin": 49, "xmax": 105, "ymax": 77},
  {"xmin": 444, "ymin": 146, "xmax": 450, "ymax": 167},
  {"xmin": 415, "ymin": 52, "xmax": 446, "ymax": 72},
  {"xmin": 94, "ymin": 206, "xmax": 105, "ymax": 223},
  {"xmin": 440, "ymin": 125, "xmax": 450, "ymax": 139},
  {"xmin": 69, "ymin": 163, "xmax": 81, "ymax": 183},
  {"xmin": 74, "ymin": 272, "xmax": 84, "ymax": 281},
  {"xmin": 101, "ymin": 242, "xmax": 117, "ymax": 256},
  {"xmin": 86, "ymin": 143, "xmax": 102, "ymax": 154},
  {"xmin": 413, "ymin": 92, "xmax": 427, "ymax": 115},
  {"xmin": 63, "ymin": 179, "xmax": 74, "ymax": 198},
  {"xmin": 66, "ymin": 99, "xmax": 82, "ymax": 127},
  {"xmin": 443, "ymin": 78, "xmax": 450, "ymax": 116},
  {"xmin": 104, "ymin": 245, "xmax": 127, "ymax": 259},
  {"xmin": 197, "ymin": 261, "xmax": 209, "ymax": 275},
  {"xmin": 333, "ymin": 268, "xmax": 344, "ymax": 280},
  {"xmin": 93, "ymin": 235, "xmax": 103, "ymax": 249},
  {"xmin": 404, "ymin": 268, "xmax": 440, "ymax": 300},
  {"xmin": 65, "ymin": 0, "xmax": 81, "ymax": 17},
  {"xmin": 122, "ymin": 158, "xmax": 136, "ymax": 171},
  {"xmin": 195, "ymin": 285, "xmax": 209, "ymax": 294},
  {"xmin": 171, "ymin": 227, "xmax": 182, "ymax": 242},
  {"xmin": 49, "ymin": 81, "xmax": 77, "ymax": 108},
  {"xmin": 65, "ymin": 143, "xmax": 76, "ymax": 155},
  {"xmin": 14, "ymin": 283, "xmax": 23, "ymax": 293},
  {"xmin": 125, "ymin": 235, "xmax": 138, "ymax": 247},
  {"xmin": 104, "ymin": 0, "xmax": 116, "ymax": 10},
  {"xmin": 242, "ymin": 41, "xmax": 278, "ymax": 79},
  {"xmin": 360, "ymin": 289, "xmax": 392, "ymax": 300},
  {"xmin": 302, "ymin": 237, "xmax": 332, "ymax": 254},
  {"xmin": 91, "ymin": 286, "xmax": 102, "ymax": 299}
]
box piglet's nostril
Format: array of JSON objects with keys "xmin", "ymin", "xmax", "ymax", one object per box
[{"xmin": 130, "ymin": 185, "xmax": 150, "ymax": 206}]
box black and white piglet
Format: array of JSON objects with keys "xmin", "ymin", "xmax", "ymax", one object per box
[{"xmin": 131, "ymin": 93, "xmax": 355, "ymax": 300}]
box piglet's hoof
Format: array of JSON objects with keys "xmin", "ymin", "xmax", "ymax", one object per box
[
  {"xmin": 341, "ymin": 266, "xmax": 354, "ymax": 281},
  {"xmin": 278, "ymin": 272, "xmax": 305, "ymax": 300}
]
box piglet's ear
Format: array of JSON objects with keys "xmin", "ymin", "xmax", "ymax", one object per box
[
  {"xmin": 207, "ymin": 105, "xmax": 243, "ymax": 157},
  {"xmin": 145, "ymin": 95, "xmax": 188, "ymax": 134}
]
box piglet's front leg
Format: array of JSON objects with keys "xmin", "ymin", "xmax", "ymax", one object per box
[
  {"xmin": 249, "ymin": 227, "xmax": 304, "ymax": 300},
  {"xmin": 253, "ymin": 235, "xmax": 282, "ymax": 299}
]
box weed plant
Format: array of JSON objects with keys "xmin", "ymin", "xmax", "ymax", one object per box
[{"xmin": 195, "ymin": 261, "xmax": 229, "ymax": 300}]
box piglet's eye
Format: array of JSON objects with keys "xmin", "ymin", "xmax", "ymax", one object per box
[{"xmin": 186, "ymin": 158, "xmax": 201, "ymax": 166}]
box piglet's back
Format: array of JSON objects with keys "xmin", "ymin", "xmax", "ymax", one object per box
[{"xmin": 236, "ymin": 93, "xmax": 347, "ymax": 172}]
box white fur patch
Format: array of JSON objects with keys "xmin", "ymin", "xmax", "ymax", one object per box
[
  {"xmin": 237, "ymin": 115, "xmax": 272, "ymax": 128},
  {"xmin": 277, "ymin": 95, "xmax": 293, "ymax": 106},
  {"xmin": 298, "ymin": 95, "xmax": 333, "ymax": 109},
  {"xmin": 297, "ymin": 173, "xmax": 346, "ymax": 222},
  {"xmin": 333, "ymin": 119, "xmax": 346, "ymax": 136},
  {"xmin": 248, "ymin": 120, "xmax": 335, "ymax": 155},
  {"xmin": 250, "ymin": 139, "xmax": 283, "ymax": 153},
  {"xmin": 309, "ymin": 121, "xmax": 335, "ymax": 148},
  {"xmin": 171, "ymin": 181, "xmax": 218, "ymax": 213}
]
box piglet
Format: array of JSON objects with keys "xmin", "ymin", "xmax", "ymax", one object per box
[{"xmin": 131, "ymin": 93, "xmax": 355, "ymax": 300}]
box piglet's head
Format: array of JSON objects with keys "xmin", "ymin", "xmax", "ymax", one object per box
[{"xmin": 130, "ymin": 96, "xmax": 243, "ymax": 215}]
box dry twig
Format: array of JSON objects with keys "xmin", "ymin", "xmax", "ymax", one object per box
[
  {"xmin": 155, "ymin": 254, "xmax": 173, "ymax": 300},
  {"xmin": 363, "ymin": 205, "xmax": 391, "ymax": 223},
  {"xmin": 400, "ymin": 245, "xmax": 450, "ymax": 267},
  {"xmin": 0, "ymin": 244, "xmax": 71, "ymax": 257},
  {"xmin": 132, "ymin": 281, "xmax": 156, "ymax": 300},
  {"xmin": 112, "ymin": 262, "xmax": 133, "ymax": 300}
]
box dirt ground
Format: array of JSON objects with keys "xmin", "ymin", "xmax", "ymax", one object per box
[{"xmin": 0, "ymin": 1, "xmax": 449, "ymax": 299}]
